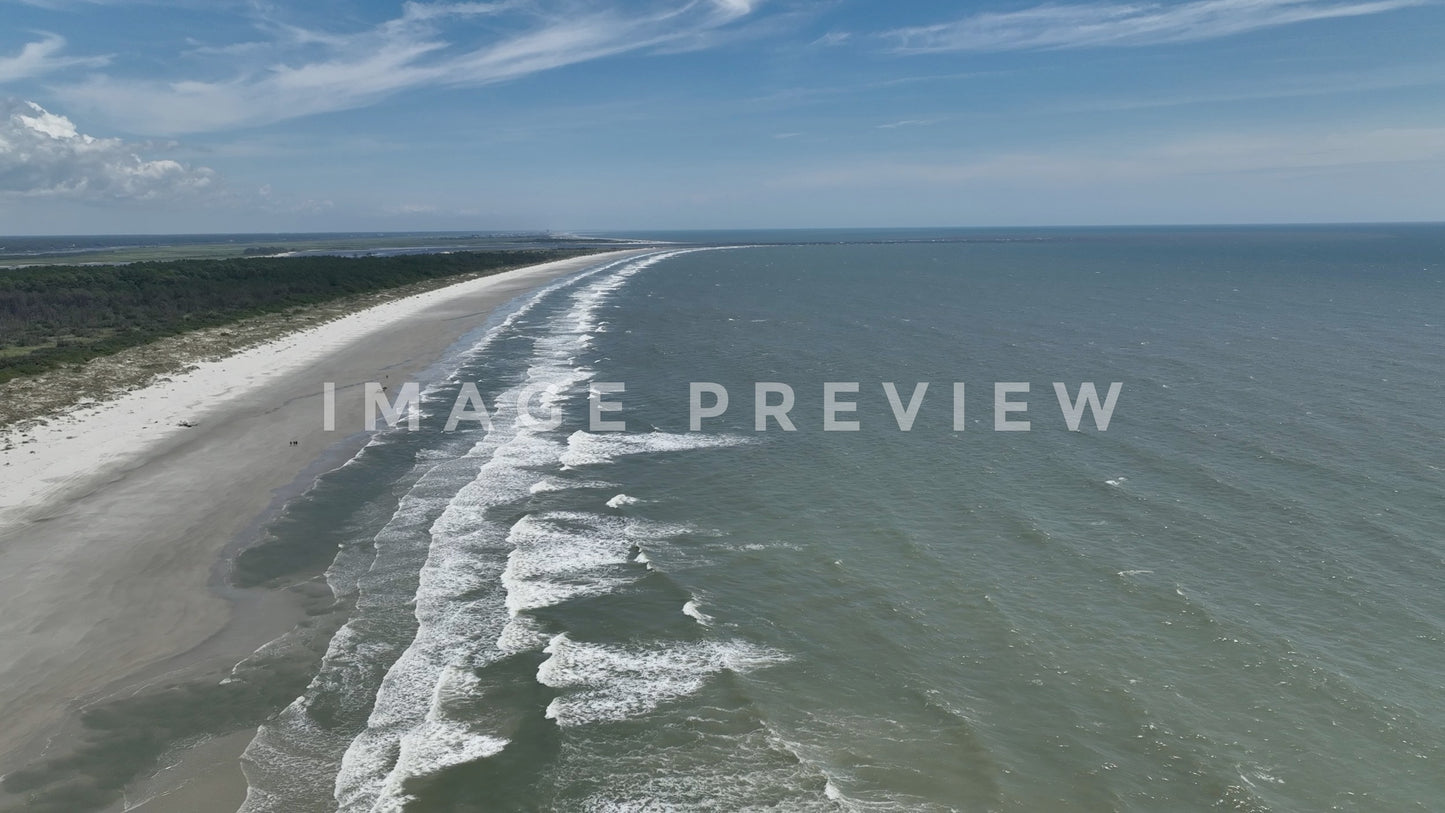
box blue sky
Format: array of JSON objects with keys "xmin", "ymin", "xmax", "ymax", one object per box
[{"xmin": 1, "ymin": 0, "xmax": 1443, "ymax": 233}]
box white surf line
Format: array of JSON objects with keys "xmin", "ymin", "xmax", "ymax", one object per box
[
  {"xmin": 334, "ymin": 251, "xmax": 692, "ymax": 811},
  {"xmin": 239, "ymin": 253, "xmax": 649, "ymax": 813}
]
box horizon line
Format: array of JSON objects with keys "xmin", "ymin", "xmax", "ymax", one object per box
[{"xmin": 3, "ymin": 220, "xmax": 1445, "ymax": 240}]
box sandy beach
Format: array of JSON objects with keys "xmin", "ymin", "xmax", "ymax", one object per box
[{"xmin": 0, "ymin": 250, "xmax": 643, "ymax": 805}]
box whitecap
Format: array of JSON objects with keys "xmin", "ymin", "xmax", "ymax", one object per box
[
  {"xmin": 528, "ymin": 476, "xmax": 616, "ymax": 494},
  {"xmin": 682, "ymin": 599, "xmax": 714, "ymax": 626},
  {"xmin": 561, "ymin": 430, "xmax": 752, "ymax": 468},
  {"xmin": 537, "ymin": 634, "xmax": 786, "ymax": 726}
]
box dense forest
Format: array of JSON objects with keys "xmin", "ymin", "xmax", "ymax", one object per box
[{"xmin": 0, "ymin": 249, "xmax": 594, "ymax": 383}]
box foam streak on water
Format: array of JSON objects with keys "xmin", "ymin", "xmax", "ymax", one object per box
[
  {"xmin": 294, "ymin": 249, "xmax": 745, "ymax": 811},
  {"xmin": 239, "ymin": 252, "xmax": 675, "ymax": 811},
  {"xmin": 537, "ymin": 633, "xmax": 787, "ymax": 726},
  {"xmin": 333, "ymin": 253, "xmax": 688, "ymax": 810}
]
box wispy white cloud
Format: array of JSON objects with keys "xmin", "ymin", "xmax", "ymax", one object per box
[
  {"xmin": 773, "ymin": 124, "xmax": 1445, "ymax": 189},
  {"xmin": 710, "ymin": 0, "xmax": 759, "ymax": 20},
  {"xmin": 885, "ymin": 0, "xmax": 1427, "ymax": 53},
  {"xmin": 0, "ymin": 0, "xmax": 93, "ymax": 7},
  {"xmin": 0, "ymin": 34, "xmax": 108, "ymax": 83},
  {"xmin": 55, "ymin": 0, "xmax": 767, "ymax": 134},
  {"xmin": 1049, "ymin": 62, "xmax": 1445, "ymax": 113},
  {"xmin": 0, "ymin": 99, "xmax": 217, "ymax": 199},
  {"xmin": 876, "ymin": 118, "xmax": 940, "ymax": 129},
  {"xmin": 2, "ymin": 0, "xmax": 244, "ymax": 8},
  {"xmin": 744, "ymin": 71, "xmax": 1001, "ymax": 109},
  {"xmin": 397, "ymin": 1, "xmax": 512, "ymax": 23}
]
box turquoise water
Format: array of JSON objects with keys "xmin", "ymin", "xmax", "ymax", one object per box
[{"xmin": 236, "ymin": 228, "xmax": 1445, "ymax": 811}]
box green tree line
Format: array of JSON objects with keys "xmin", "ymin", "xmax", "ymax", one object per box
[{"xmin": 0, "ymin": 249, "xmax": 592, "ymax": 383}]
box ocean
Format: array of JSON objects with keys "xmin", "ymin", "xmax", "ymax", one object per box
[{"xmin": 123, "ymin": 228, "xmax": 1445, "ymax": 810}]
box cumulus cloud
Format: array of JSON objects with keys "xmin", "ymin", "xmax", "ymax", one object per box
[
  {"xmin": 0, "ymin": 34, "xmax": 109, "ymax": 83},
  {"xmin": 885, "ymin": 0, "xmax": 1426, "ymax": 53},
  {"xmin": 55, "ymin": 0, "xmax": 766, "ymax": 134},
  {"xmin": 0, "ymin": 99, "xmax": 218, "ymax": 200}
]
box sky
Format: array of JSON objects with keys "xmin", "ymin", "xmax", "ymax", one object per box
[{"xmin": 0, "ymin": 0, "xmax": 1443, "ymax": 234}]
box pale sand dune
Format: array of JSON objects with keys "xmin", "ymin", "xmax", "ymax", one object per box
[{"xmin": 0, "ymin": 250, "xmax": 643, "ymax": 781}]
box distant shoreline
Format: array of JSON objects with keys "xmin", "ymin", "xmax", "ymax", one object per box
[
  {"xmin": 0, "ymin": 231, "xmax": 638, "ymax": 268},
  {"xmin": 0, "ymin": 247, "xmax": 626, "ymax": 396}
]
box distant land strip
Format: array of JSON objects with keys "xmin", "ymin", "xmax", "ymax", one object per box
[{"xmin": 0, "ymin": 248, "xmax": 602, "ymax": 432}]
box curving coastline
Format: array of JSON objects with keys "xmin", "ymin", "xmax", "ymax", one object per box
[{"xmin": 0, "ymin": 250, "xmax": 644, "ymax": 804}]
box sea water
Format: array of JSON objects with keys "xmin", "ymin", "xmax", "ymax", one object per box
[{"xmin": 233, "ymin": 226, "xmax": 1445, "ymax": 811}]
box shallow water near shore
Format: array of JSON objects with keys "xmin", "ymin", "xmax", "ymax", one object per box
[{"xmin": 14, "ymin": 228, "xmax": 1445, "ymax": 811}]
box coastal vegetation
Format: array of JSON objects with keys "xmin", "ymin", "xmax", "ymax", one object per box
[{"xmin": 0, "ymin": 249, "xmax": 595, "ymax": 384}]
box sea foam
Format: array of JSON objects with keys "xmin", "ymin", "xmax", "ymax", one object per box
[
  {"xmin": 538, "ymin": 633, "xmax": 787, "ymax": 726},
  {"xmin": 561, "ymin": 430, "xmax": 752, "ymax": 468}
]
